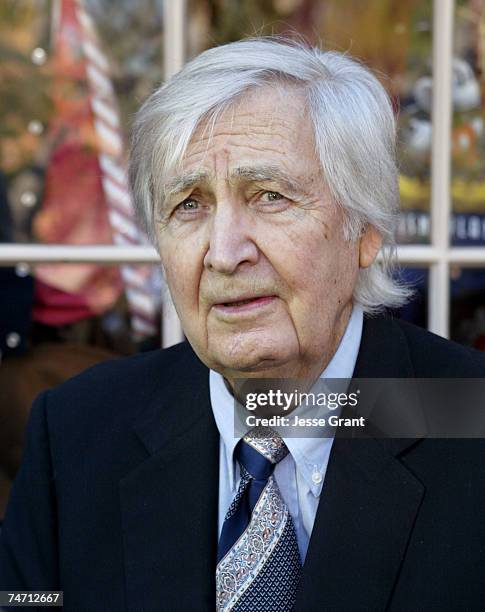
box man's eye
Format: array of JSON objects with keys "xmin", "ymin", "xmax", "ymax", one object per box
[
  {"xmin": 176, "ymin": 198, "xmax": 199, "ymax": 212},
  {"xmin": 261, "ymin": 191, "xmax": 284, "ymax": 202}
]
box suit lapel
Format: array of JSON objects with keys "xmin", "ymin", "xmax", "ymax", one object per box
[
  {"xmin": 295, "ymin": 316, "xmax": 426, "ymax": 611},
  {"xmin": 295, "ymin": 436, "xmax": 424, "ymax": 611},
  {"xmin": 119, "ymin": 348, "xmax": 218, "ymax": 612}
]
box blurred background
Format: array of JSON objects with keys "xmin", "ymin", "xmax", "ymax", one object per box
[{"xmin": 0, "ymin": 0, "xmax": 484, "ymax": 520}]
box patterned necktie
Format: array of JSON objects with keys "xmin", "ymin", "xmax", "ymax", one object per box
[{"xmin": 216, "ymin": 427, "xmax": 302, "ymax": 611}]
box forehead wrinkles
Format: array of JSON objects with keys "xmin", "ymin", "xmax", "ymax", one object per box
[
  {"xmin": 187, "ymin": 113, "xmax": 302, "ymax": 159},
  {"xmin": 181, "ymin": 107, "xmax": 311, "ymax": 186},
  {"xmin": 191, "ymin": 85, "xmax": 308, "ymax": 149}
]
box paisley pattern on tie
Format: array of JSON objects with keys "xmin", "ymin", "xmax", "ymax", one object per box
[{"xmin": 216, "ymin": 428, "xmax": 302, "ymax": 611}]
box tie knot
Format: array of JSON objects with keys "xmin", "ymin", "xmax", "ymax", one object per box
[
  {"xmin": 243, "ymin": 427, "xmax": 289, "ymax": 464},
  {"xmin": 236, "ymin": 427, "xmax": 288, "ymax": 481}
]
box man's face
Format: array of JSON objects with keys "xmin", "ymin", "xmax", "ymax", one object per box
[{"xmin": 157, "ymin": 87, "xmax": 377, "ymax": 383}]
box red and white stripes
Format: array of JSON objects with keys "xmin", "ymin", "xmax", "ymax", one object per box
[{"xmin": 75, "ymin": 0, "xmax": 161, "ymax": 341}]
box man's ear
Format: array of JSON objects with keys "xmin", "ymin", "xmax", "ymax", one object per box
[{"xmin": 359, "ymin": 225, "xmax": 383, "ymax": 269}]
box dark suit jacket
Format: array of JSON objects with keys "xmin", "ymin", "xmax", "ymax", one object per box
[{"xmin": 1, "ymin": 316, "xmax": 485, "ymax": 611}]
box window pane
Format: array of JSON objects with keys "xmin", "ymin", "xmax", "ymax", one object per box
[
  {"xmin": 187, "ymin": 0, "xmax": 433, "ymax": 244},
  {"xmin": 1, "ymin": 263, "xmax": 163, "ymax": 359},
  {"xmin": 450, "ymin": 267, "xmax": 485, "ymax": 349},
  {"xmin": 0, "ymin": 0, "xmax": 164, "ymax": 245},
  {"xmin": 451, "ymin": 1, "xmax": 485, "ymax": 246}
]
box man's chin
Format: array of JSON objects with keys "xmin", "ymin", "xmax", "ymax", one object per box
[
  {"xmin": 197, "ymin": 330, "xmax": 297, "ymax": 376},
  {"xmin": 208, "ymin": 350, "xmax": 294, "ymax": 379}
]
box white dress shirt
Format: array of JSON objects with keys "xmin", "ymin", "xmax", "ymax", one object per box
[{"xmin": 209, "ymin": 304, "xmax": 364, "ymax": 562}]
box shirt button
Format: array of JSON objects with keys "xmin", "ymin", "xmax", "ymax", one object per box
[{"xmin": 312, "ymin": 470, "xmax": 323, "ymax": 485}]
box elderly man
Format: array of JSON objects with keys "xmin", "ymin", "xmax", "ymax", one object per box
[{"xmin": 1, "ymin": 38, "xmax": 485, "ymax": 612}]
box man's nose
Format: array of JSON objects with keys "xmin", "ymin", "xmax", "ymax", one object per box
[{"xmin": 203, "ymin": 204, "xmax": 258, "ymax": 274}]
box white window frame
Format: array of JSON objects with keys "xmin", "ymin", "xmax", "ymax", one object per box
[{"xmin": 2, "ymin": 0, "xmax": 485, "ymax": 345}]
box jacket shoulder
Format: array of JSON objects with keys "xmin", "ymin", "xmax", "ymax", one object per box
[{"xmin": 42, "ymin": 341, "xmax": 206, "ymax": 424}]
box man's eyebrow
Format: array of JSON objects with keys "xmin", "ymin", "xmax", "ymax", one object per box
[
  {"xmin": 164, "ymin": 171, "xmax": 210, "ymax": 198},
  {"xmin": 232, "ymin": 165, "xmax": 303, "ymax": 194},
  {"xmin": 164, "ymin": 164, "xmax": 303, "ymax": 199}
]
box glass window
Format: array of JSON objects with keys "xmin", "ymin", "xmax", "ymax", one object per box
[
  {"xmin": 0, "ymin": 262, "xmax": 162, "ymax": 361},
  {"xmin": 447, "ymin": 2, "xmax": 485, "ymax": 348},
  {"xmin": 451, "ymin": 0, "xmax": 485, "ymax": 246},
  {"xmin": 451, "ymin": 267, "xmax": 485, "ymax": 348},
  {"xmin": 0, "ymin": 0, "xmax": 164, "ymax": 245}
]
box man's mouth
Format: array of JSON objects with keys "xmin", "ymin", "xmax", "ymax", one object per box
[
  {"xmin": 213, "ymin": 295, "xmax": 276, "ymax": 313},
  {"xmin": 223, "ymin": 297, "xmax": 263, "ymax": 307}
]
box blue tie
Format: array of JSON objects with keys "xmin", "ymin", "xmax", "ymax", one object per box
[{"xmin": 216, "ymin": 427, "xmax": 302, "ymax": 611}]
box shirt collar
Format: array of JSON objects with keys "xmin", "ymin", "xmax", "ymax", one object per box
[{"xmin": 209, "ymin": 303, "xmax": 364, "ymax": 494}]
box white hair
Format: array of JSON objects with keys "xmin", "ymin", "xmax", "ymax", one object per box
[{"xmin": 129, "ymin": 37, "xmax": 412, "ymax": 313}]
